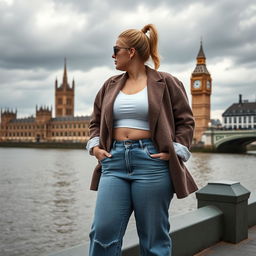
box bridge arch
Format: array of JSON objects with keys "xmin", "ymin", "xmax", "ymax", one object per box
[{"xmin": 215, "ymin": 134, "xmax": 256, "ymax": 153}]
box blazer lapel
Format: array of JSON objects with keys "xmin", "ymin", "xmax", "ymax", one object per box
[
  {"xmin": 103, "ymin": 66, "xmax": 166, "ymax": 141},
  {"xmin": 146, "ymin": 66, "xmax": 166, "ymax": 138}
]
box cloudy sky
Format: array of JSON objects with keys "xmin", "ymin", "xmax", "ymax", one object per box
[{"xmin": 0, "ymin": 0, "xmax": 255, "ymax": 121}]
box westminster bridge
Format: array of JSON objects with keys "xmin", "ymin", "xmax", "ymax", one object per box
[{"xmin": 201, "ymin": 129, "xmax": 256, "ymax": 153}]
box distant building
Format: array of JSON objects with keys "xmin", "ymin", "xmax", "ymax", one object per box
[
  {"xmin": 55, "ymin": 58, "xmax": 75, "ymax": 117},
  {"xmin": 222, "ymin": 95, "xmax": 256, "ymax": 129},
  {"xmin": 0, "ymin": 60, "xmax": 90, "ymax": 143},
  {"xmin": 210, "ymin": 119, "xmax": 222, "ymax": 128}
]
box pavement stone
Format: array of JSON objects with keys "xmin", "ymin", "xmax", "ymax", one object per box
[{"xmin": 194, "ymin": 225, "xmax": 256, "ymax": 256}]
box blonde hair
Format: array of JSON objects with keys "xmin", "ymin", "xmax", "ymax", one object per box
[{"xmin": 118, "ymin": 24, "xmax": 160, "ymax": 70}]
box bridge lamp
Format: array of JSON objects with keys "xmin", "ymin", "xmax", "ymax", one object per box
[{"xmin": 208, "ymin": 122, "xmax": 214, "ymax": 147}]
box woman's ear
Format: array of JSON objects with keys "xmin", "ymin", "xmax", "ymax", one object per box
[{"xmin": 129, "ymin": 47, "xmax": 136, "ymax": 59}]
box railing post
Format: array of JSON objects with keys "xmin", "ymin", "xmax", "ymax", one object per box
[{"xmin": 196, "ymin": 181, "xmax": 250, "ymax": 243}]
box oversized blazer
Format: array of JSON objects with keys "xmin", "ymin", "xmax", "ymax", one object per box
[{"xmin": 88, "ymin": 65, "xmax": 198, "ymax": 198}]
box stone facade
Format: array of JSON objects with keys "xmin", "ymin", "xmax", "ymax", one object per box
[
  {"xmin": 222, "ymin": 95, "xmax": 256, "ymax": 130},
  {"xmin": 0, "ymin": 61, "xmax": 90, "ymax": 143}
]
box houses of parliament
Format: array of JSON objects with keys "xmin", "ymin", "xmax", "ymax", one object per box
[
  {"xmin": 0, "ymin": 60, "xmax": 90, "ymax": 143},
  {"xmin": 0, "ymin": 43, "xmax": 212, "ymax": 144}
]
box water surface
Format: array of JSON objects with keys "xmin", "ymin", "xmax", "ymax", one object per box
[{"xmin": 0, "ymin": 148, "xmax": 255, "ymax": 256}]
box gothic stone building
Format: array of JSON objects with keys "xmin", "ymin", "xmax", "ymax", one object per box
[
  {"xmin": 0, "ymin": 60, "xmax": 90, "ymax": 143},
  {"xmin": 191, "ymin": 41, "xmax": 212, "ymax": 143},
  {"xmin": 222, "ymin": 95, "xmax": 256, "ymax": 130}
]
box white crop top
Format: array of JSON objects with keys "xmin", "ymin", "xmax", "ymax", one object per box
[{"xmin": 113, "ymin": 86, "xmax": 150, "ymax": 130}]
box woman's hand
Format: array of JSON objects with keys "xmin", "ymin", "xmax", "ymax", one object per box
[
  {"xmin": 150, "ymin": 152, "xmax": 170, "ymax": 160},
  {"xmin": 93, "ymin": 146, "xmax": 112, "ymax": 161}
]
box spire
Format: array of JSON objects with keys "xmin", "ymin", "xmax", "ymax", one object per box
[
  {"xmin": 62, "ymin": 57, "xmax": 68, "ymax": 89},
  {"xmin": 197, "ymin": 40, "xmax": 206, "ymax": 59},
  {"xmin": 72, "ymin": 77, "xmax": 75, "ymax": 89},
  {"xmin": 55, "ymin": 77, "xmax": 58, "ymax": 89},
  {"xmin": 192, "ymin": 40, "xmax": 209, "ymax": 75}
]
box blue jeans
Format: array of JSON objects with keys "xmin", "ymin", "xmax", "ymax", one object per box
[{"xmin": 89, "ymin": 139, "xmax": 173, "ymax": 256}]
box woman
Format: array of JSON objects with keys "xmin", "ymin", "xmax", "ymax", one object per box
[{"xmin": 86, "ymin": 24, "xmax": 198, "ymax": 256}]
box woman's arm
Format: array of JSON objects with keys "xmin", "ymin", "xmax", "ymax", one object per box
[
  {"xmin": 166, "ymin": 75, "xmax": 195, "ymax": 149},
  {"xmin": 164, "ymin": 75, "xmax": 194, "ymax": 161},
  {"xmin": 86, "ymin": 77, "xmax": 112, "ymax": 158}
]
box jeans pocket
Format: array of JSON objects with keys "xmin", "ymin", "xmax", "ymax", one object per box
[
  {"xmin": 144, "ymin": 145, "xmax": 161, "ymax": 160},
  {"xmin": 144, "ymin": 145, "xmax": 166, "ymax": 161},
  {"xmin": 99, "ymin": 148, "xmax": 115, "ymax": 163}
]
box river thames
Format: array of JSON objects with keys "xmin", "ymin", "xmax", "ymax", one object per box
[{"xmin": 0, "ymin": 147, "xmax": 255, "ymax": 256}]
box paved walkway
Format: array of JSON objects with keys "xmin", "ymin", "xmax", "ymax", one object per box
[{"xmin": 195, "ymin": 225, "xmax": 256, "ymax": 256}]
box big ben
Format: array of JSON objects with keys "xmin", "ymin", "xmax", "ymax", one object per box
[{"xmin": 191, "ymin": 41, "xmax": 212, "ymax": 143}]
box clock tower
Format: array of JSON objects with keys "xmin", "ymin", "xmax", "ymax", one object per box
[{"xmin": 191, "ymin": 41, "xmax": 212, "ymax": 143}]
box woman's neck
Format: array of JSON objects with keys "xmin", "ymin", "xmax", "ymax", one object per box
[{"xmin": 127, "ymin": 64, "xmax": 147, "ymax": 81}]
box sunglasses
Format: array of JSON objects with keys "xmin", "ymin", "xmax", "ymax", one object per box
[{"xmin": 113, "ymin": 46, "xmax": 130, "ymax": 56}]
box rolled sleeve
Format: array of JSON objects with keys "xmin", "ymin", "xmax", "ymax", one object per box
[
  {"xmin": 173, "ymin": 142, "xmax": 191, "ymax": 162},
  {"xmin": 86, "ymin": 136, "xmax": 100, "ymax": 155}
]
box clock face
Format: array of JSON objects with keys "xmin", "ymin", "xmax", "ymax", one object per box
[
  {"xmin": 193, "ymin": 80, "xmax": 201, "ymax": 89},
  {"xmin": 207, "ymin": 80, "xmax": 211, "ymax": 89}
]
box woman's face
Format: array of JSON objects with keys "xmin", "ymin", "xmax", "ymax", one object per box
[{"xmin": 112, "ymin": 38, "xmax": 131, "ymax": 71}]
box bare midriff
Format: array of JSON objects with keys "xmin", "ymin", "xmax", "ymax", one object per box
[{"xmin": 113, "ymin": 127, "xmax": 151, "ymax": 141}]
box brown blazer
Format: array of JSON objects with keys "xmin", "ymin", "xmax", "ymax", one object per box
[{"xmin": 88, "ymin": 65, "xmax": 198, "ymax": 198}]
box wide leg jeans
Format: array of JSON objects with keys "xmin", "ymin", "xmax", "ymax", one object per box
[{"xmin": 89, "ymin": 139, "xmax": 173, "ymax": 256}]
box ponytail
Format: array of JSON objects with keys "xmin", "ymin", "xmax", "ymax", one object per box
[
  {"xmin": 118, "ymin": 24, "xmax": 160, "ymax": 70},
  {"xmin": 141, "ymin": 24, "xmax": 160, "ymax": 70}
]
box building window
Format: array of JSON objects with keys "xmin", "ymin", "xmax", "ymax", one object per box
[
  {"xmin": 248, "ymin": 116, "xmax": 251, "ymax": 123},
  {"xmin": 238, "ymin": 117, "xmax": 241, "ymax": 123},
  {"xmin": 234, "ymin": 117, "xmax": 237, "ymax": 123},
  {"xmin": 254, "ymin": 116, "xmax": 256, "ymax": 122},
  {"xmin": 57, "ymin": 109, "xmax": 62, "ymax": 115},
  {"xmin": 244, "ymin": 116, "xmax": 246, "ymax": 122},
  {"xmin": 67, "ymin": 98, "xmax": 72, "ymax": 105},
  {"xmin": 58, "ymin": 98, "xmax": 62, "ymax": 104}
]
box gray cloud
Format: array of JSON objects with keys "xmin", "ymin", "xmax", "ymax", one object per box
[{"xmin": 0, "ymin": 0, "xmax": 255, "ymax": 119}]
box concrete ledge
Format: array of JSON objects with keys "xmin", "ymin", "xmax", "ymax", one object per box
[
  {"xmin": 49, "ymin": 188, "xmax": 256, "ymax": 256},
  {"xmin": 49, "ymin": 206, "xmax": 224, "ymax": 256},
  {"xmin": 49, "ymin": 244, "xmax": 87, "ymax": 256},
  {"xmin": 171, "ymin": 206, "xmax": 223, "ymax": 256},
  {"xmin": 248, "ymin": 193, "xmax": 256, "ymax": 227}
]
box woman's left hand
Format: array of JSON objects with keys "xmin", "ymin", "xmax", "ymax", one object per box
[{"xmin": 150, "ymin": 152, "xmax": 170, "ymax": 160}]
